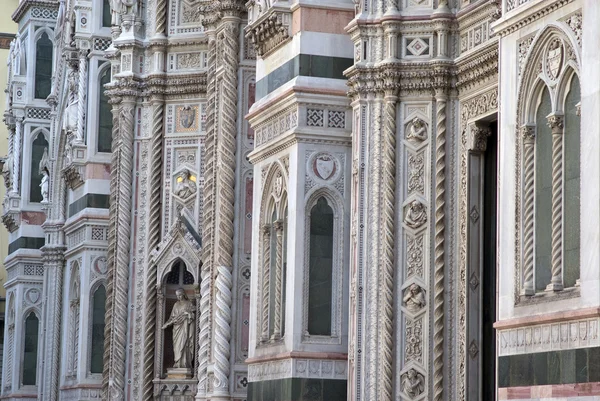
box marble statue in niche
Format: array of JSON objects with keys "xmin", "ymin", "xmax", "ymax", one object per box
[
  {"xmin": 406, "ymin": 117, "xmax": 428, "ymax": 141},
  {"xmin": 403, "ymin": 283, "xmax": 426, "ymax": 313},
  {"xmin": 40, "ymin": 148, "xmax": 49, "ymax": 204},
  {"xmin": 174, "ymin": 169, "xmax": 197, "ymax": 199},
  {"xmin": 63, "ymin": 69, "xmax": 79, "ymax": 140},
  {"xmin": 405, "ymin": 200, "xmax": 427, "ymax": 228},
  {"xmin": 162, "ymin": 288, "xmax": 195, "ymax": 372},
  {"xmin": 401, "ymin": 368, "xmax": 425, "ymax": 398}
]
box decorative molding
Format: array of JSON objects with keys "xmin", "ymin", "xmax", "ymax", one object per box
[
  {"xmin": 245, "ymin": 9, "xmax": 292, "ymax": 58},
  {"xmin": 498, "ymin": 318, "xmax": 600, "ymax": 356}
]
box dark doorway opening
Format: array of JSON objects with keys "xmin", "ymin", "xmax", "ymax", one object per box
[{"xmin": 482, "ymin": 121, "xmax": 497, "ymax": 401}]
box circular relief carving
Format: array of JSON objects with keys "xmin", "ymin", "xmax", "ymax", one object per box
[
  {"xmin": 94, "ymin": 256, "xmax": 108, "ymax": 275},
  {"xmin": 26, "ymin": 288, "xmax": 41, "ymax": 305},
  {"xmin": 172, "ymin": 242, "xmax": 184, "ymax": 256},
  {"xmin": 308, "ymin": 152, "xmax": 340, "ymax": 182}
]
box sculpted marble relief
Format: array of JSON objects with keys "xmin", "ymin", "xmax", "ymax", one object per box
[
  {"xmin": 405, "ymin": 200, "xmax": 427, "ymax": 229},
  {"xmin": 403, "ymin": 284, "xmax": 426, "ymax": 313},
  {"xmin": 406, "ymin": 118, "xmax": 428, "ymax": 141},
  {"xmin": 401, "ymin": 368, "xmax": 425, "ymax": 398}
]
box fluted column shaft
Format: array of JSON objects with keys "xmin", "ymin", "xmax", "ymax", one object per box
[
  {"xmin": 521, "ymin": 126, "xmax": 536, "ymax": 295},
  {"xmin": 546, "ymin": 114, "xmax": 564, "ymax": 292}
]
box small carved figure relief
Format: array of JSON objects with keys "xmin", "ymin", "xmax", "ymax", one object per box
[
  {"xmin": 403, "ymin": 283, "xmax": 426, "ymax": 313},
  {"xmin": 162, "ymin": 288, "xmax": 195, "ymax": 369},
  {"xmin": 406, "ymin": 118, "xmax": 427, "ymax": 141},
  {"xmin": 401, "ymin": 368, "xmax": 425, "ymax": 398},
  {"xmin": 405, "ymin": 200, "xmax": 427, "ymax": 228},
  {"xmin": 174, "ymin": 169, "xmax": 197, "ymax": 199}
]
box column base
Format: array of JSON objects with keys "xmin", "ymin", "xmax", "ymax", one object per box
[{"xmin": 545, "ymin": 282, "xmax": 564, "ymax": 292}]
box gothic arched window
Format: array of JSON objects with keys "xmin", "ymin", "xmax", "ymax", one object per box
[
  {"xmin": 34, "ymin": 33, "xmax": 52, "ymax": 99},
  {"xmin": 22, "ymin": 312, "xmax": 39, "ymax": 386},
  {"xmin": 102, "ymin": 0, "xmax": 111, "ymax": 27},
  {"xmin": 90, "ymin": 285, "xmax": 106, "ymax": 374},
  {"xmin": 307, "ymin": 197, "xmax": 334, "ymax": 335},
  {"xmin": 97, "ymin": 68, "xmax": 113, "ymax": 152},
  {"xmin": 30, "ymin": 132, "xmax": 48, "ymax": 203}
]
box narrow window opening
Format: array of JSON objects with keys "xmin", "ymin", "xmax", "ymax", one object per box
[
  {"xmin": 90, "ymin": 285, "xmax": 106, "ymax": 374},
  {"xmin": 35, "ymin": 33, "xmax": 52, "ymax": 99},
  {"xmin": 22, "ymin": 313, "xmax": 39, "ymax": 386}
]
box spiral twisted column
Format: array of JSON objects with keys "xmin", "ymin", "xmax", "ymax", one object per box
[
  {"xmin": 197, "ymin": 33, "xmax": 217, "ymax": 401},
  {"xmin": 521, "ymin": 126, "xmax": 536, "ymax": 295},
  {"xmin": 546, "ymin": 115, "xmax": 564, "ymax": 292},
  {"xmin": 433, "ymin": 91, "xmax": 447, "ymax": 401},
  {"xmin": 76, "ymin": 50, "xmax": 88, "ymax": 142},
  {"xmin": 272, "ymin": 219, "xmax": 284, "ymax": 340},
  {"xmin": 142, "ymin": 99, "xmax": 164, "ymax": 401},
  {"xmin": 154, "ymin": 0, "xmax": 167, "ymax": 36},
  {"xmin": 104, "ymin": 97, "xmax": 136, "ymax": 401},
  {"xmin": 377, "ymin": 94, "xmax": 396, "ymax": 401},
  {"xmin": 261, "ymin": 224, "xmax": 271, "ymax": 342},
  {"xmin": 103, "ymin": 98, "xmax": 121, "ymax": 399},
  {"xmin": 12, "ymin": 118, "xmax": 22, "ymax": 194},
  {"xmin": 213, "ymin": 265, "xmax": 233, "ymax": 396}
]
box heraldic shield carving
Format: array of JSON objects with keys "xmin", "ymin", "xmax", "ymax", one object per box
[{"xmin": 545, "ymin": 38, "xmax": 563, "ymax": 81}]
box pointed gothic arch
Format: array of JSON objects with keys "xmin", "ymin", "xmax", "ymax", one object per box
[{"xmin": 516, "ymin": 24, "xmax": 582, "ymax": 295}]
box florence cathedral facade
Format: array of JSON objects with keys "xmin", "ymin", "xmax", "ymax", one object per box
[{"xmin": 0, "ymin": 0, "xmax": 597, "ymax": 400}]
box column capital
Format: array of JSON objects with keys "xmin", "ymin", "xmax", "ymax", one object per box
[
  {"xmin": 467, "ymin": 123, "xmax": 492, "ymax": 152},
  {"xmin": 546, "ymin": 114, "xmax": 564, "ymax": 134},
  {"xmin": 521, "ymin": 124, "xmax": 536, "ymax": 143}
]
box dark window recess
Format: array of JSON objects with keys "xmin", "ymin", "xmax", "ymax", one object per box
[
  {"xmin": 30, "ymin": 132, "xmax": 48, "ymax": 203},
  {"xmin": 97, "ymin": 68, "xmax": 113, "ymax": 152},
  {"xmin": 90, "ymin": 285, "xmax": 106, "ymax": 374},
  {"xmin": 308, "ymin": 197, "xmax": 334, "ymax": 336},
  {"xmin": 35, "ymin": 33, "xmax": 52, "ymax": 99},
  {"xmin": 102, "ymin": 0, "xmax": 112, "ymax": 27},
  {"xmin": 22, "ymin": 312, "xmax": 39, "ymax": 386}
]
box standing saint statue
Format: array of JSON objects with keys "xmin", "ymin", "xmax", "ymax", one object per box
[{"xmin": 162, "ymin": 288, "xmax": 195, "ymax": 369}]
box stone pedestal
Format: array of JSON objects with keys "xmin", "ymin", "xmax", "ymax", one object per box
[{"xmin": 166, "ymin": 368, "xmax": 193, "ymax": 380}]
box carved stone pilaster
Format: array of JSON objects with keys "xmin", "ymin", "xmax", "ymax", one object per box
[
  {"xmin": 40, "ymin": 244, "xmax": 66, "ymax": 401},
  {"xmin": 546, "ymin": 114, "xmax": 564, "ymax": 292},
  {"xmin": 521, "ymin": 125, "xmax": 536, "ymax": 296},
  {"xmin": 76, "ymin": 49, "xmax": 89, "ymax": 143},
  {"xmin": 12, "ymin": 117, "xmax": 22, "ymax": 194}
]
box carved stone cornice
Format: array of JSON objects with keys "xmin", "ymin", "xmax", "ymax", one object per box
[
  {"xmin": 346, "ymin": 61, "xmax": 455, "ymax": 99},
  {"xmin": 491, "ymin": 0, "xmax": 573, "ymax": 38},
  {"xmin": 201, "ymin": 0, "xmax": 245, "ymax": 28},
  {"xmin": 11, "ymin": 0, "xmax": 59, "ymax": 22},
  {"xmin": 456, "ymin": 43, "xmax": 498, "ymax": 92},
  {"xmin": 245, "ymin": 8, "xmax": 292, "ymax": 58}
]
